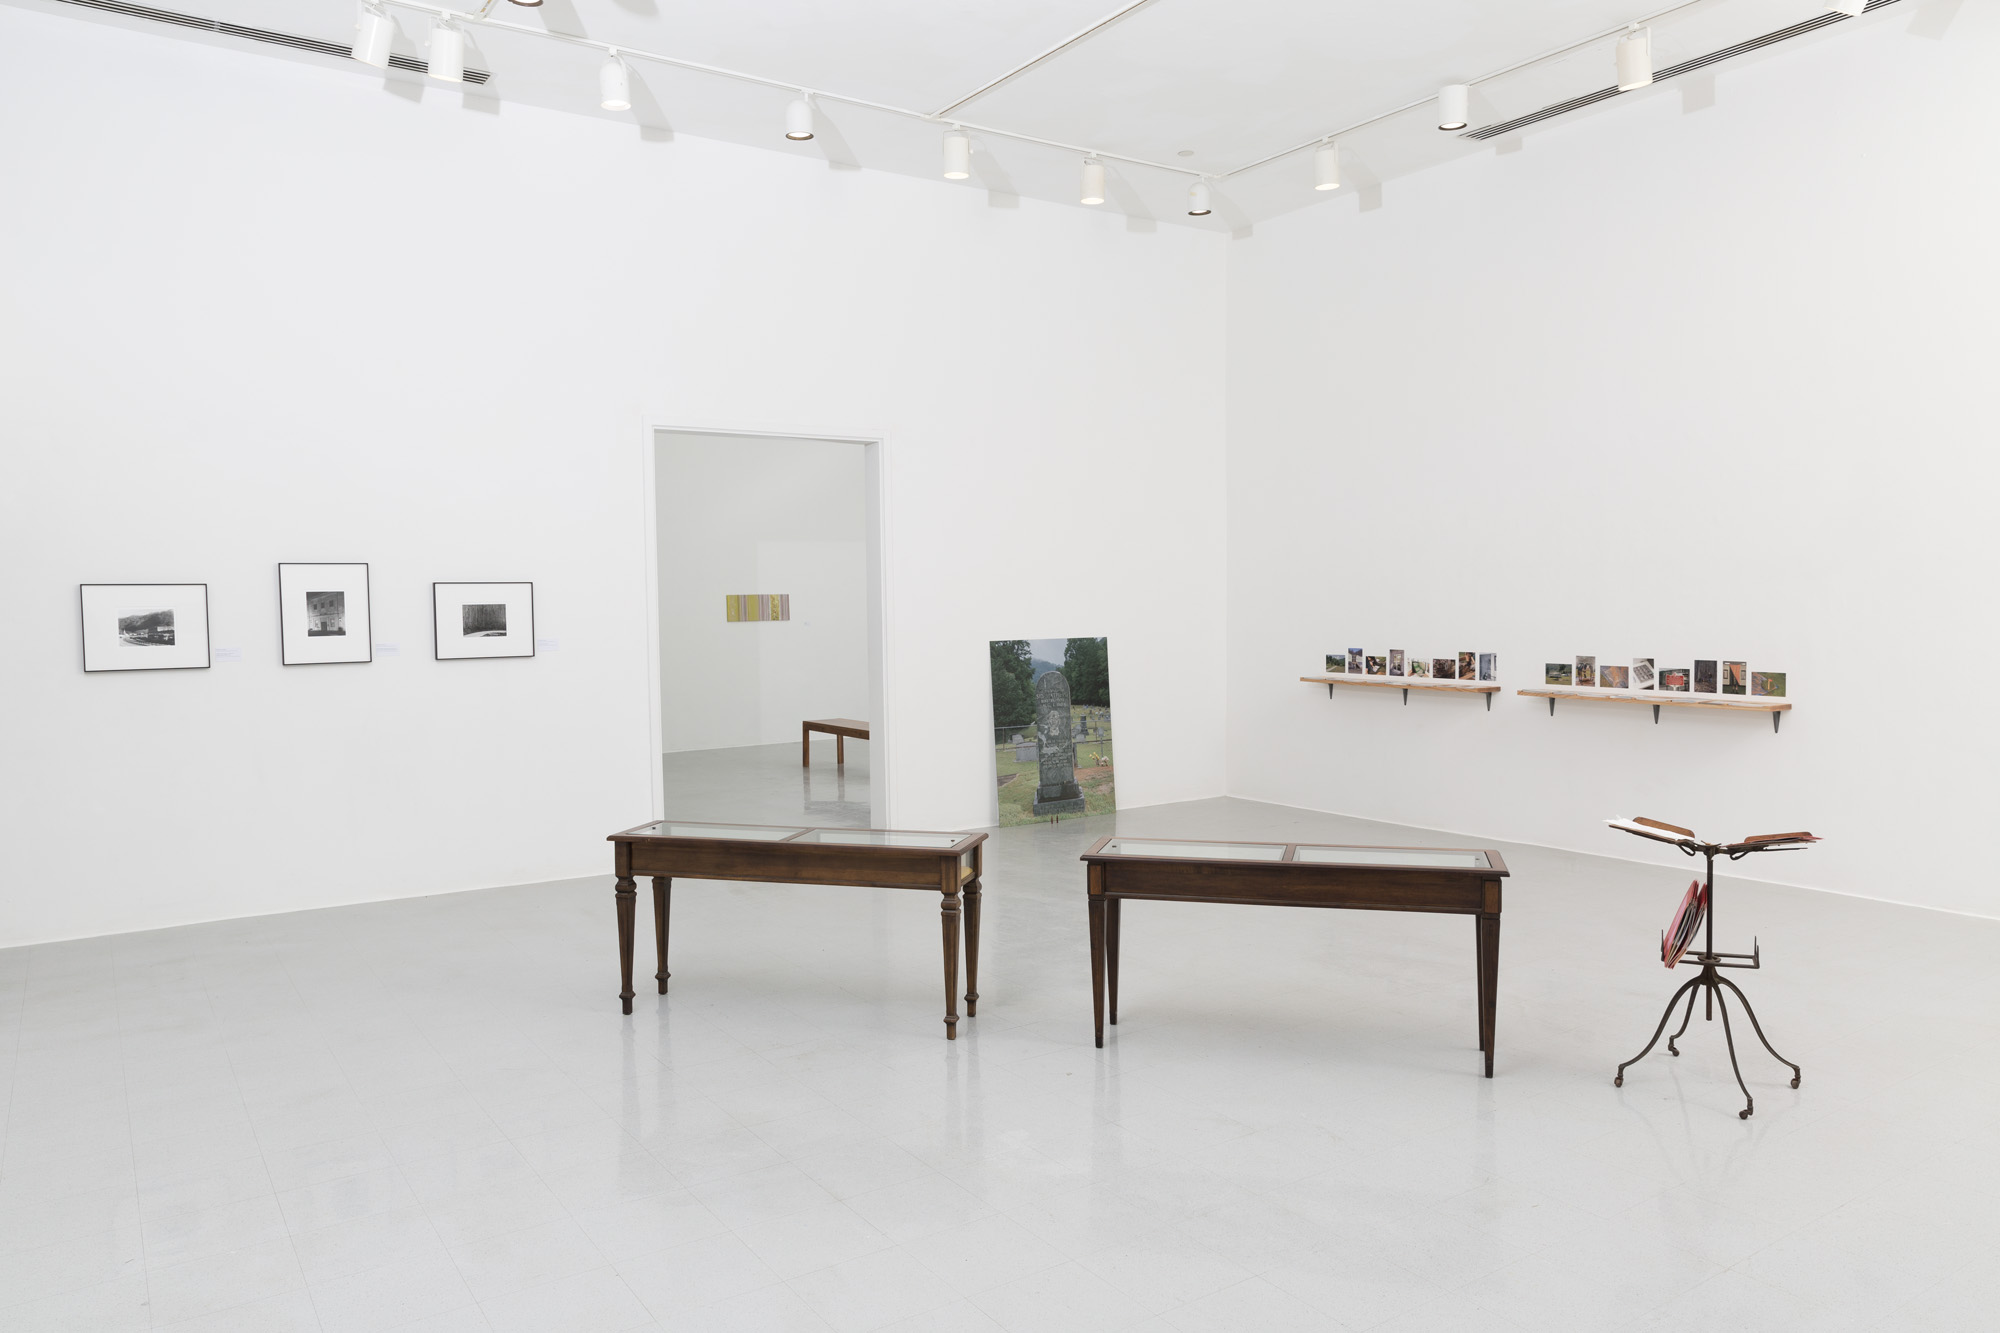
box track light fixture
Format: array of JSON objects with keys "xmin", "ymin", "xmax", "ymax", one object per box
[
  {"xmin": 427, "ymin": 18, "xmax": 463, "ymax": 83},
  {"xmin": 1616, "ymin": 25, "xmax": 1653, "ymax": 91},
  {"xmin": 600, "ymin": 53, "xmax": 631, "ymax": 111},
  {"xmin": 1314, "ymin": 143, "xmax": 1340, "ymax": 191},
  {"xmin": 351, "ymin": 1, "xmax": 393, "ymax": 69},
  {"xmin": 942, "ymin": 130, "xmax": 971, "ymax": 179},
  {"xmin": 785, "ymin": 97, "xmax": 815, "ymax": 141},
  {"xmin": 1187, "ymin": 181, "xmax": 1212, "ymax": 216},
  {"xmin": 1081, "ymin": 159, "xmax": 1106, "ymax": 206},
  {"xmin": 1832, "ymin": 0, "xmax": 1867, "ymax": 13},
  {"xmin": 505, "ymin": 0, "xmax": 542, "ymax": 7},
  {"xmin": 1437, "ymin": 84, "xmax": 1470, "ymax": 131}
]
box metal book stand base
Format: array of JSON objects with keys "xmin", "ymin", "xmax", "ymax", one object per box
[{"xmin": 1613, "ymin": 843, "xmax": 1802, "ymax": 1119}]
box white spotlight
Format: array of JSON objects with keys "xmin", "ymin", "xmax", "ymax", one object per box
[
  {"xmin": 1437, "ymin": 84, "xmax": 1469, "ymax": 131},
  {"xmin": 1187, "ymin": 181, "xmax": 1211, "ymax": 216},
  {"xmin": 600, "ymin": 54, "xmax": 631, "ymax": 111},
  {"xmin": 1314, "ymin": 143, "xmax": 1340, "ymax": 191},
  {"xmin": 352, "ymin": 2, "xmax": 393, "ymax": 69},
  {"xmin": 1616, "ymin": 26, "xmax": 1653, "ymax": 91},
  {"xmin": 1081, "ymin": 159, "xmax": 1106, "ymax": 206},
  {"xmin": 943, "ymin": 130, "xmax": 971, "ymax": 180},
  {"xmin": 1833, "ymin": 0, "xmax": 1867, "ymax": 13},
  {"xmin": 427, "ymin": 20, "xmax": 464, "ymax": 83},
  {"xmin": 785, "ymin": 98, "xmax": 815, "ymax": 141}
]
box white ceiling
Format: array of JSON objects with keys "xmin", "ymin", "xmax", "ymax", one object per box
[{"xmin": 12, "ymin": 0, "xmax": 1886, "ymax": 229}]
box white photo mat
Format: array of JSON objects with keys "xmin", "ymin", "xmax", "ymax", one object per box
[
  {"xmin": 433, "ymin": 582, "xmax": 535, "ymax": 659},
  {"xmin": 279, "ymin": 563, "xmax": 372, "ymax": 665},
  {"xmin": 80, "ymin": 583, "xmax": 211, "ymax": 671}
]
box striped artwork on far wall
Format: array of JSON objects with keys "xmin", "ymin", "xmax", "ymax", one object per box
[{"xmin": 725, "ymin": 594, "xmax": 791, "ymax": 623}]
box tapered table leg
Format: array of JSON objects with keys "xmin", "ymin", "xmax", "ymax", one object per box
[
  {"xmin": 614, "ymin": 876, "xmax": 637, "ymax": 1015},
  {"xmin": 652, "ymin": 877, "xmax": 671, "ymax": 994},
  {"xmin": 1475, "ymin": 915, "xmax": 1488, "ymax": 1053},
  {"xmin": 940, "ymin": 889, "xmax": 961, "ymax": 1040},
  {"xmin": 1478, "ymin": 914, "xmax": 1500, "ymax": 1077},
  {"xmin": 801, "ymin": 723, "xmax": 810, "ymax": 766},
  {"xmin": 963, "ymin": 879, "xmax": 981, "ymax": 1017},
  {"xmin": 1089, "ymin": 893, "xmax": 1106, "ymax": 1048},
  {"xmin": 837, "ymin": 734, "xmax": 845, "ymax": 765},
  {"xmin": 1106, "ymin": 897, "xmax": 1121, "ymax": 1027}
]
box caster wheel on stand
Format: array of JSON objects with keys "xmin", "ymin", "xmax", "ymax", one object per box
[{"xmin": 1613, "ymin": 1075, "xmax": 1623, "ymax": 1087}]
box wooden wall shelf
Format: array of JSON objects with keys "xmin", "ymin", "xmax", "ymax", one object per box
[
  {"xmin": 1518, "ymin": 688, "xmax": 1791, "ymax": 732},
  {"xmin": 1301, "ymin": 675, "xmax": 1501, "ymax": 710}
]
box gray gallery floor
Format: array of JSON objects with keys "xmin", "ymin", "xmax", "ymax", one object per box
[{"xmin": 1, "ymin": 741, "xmax": 1995, "ymax": 1332}]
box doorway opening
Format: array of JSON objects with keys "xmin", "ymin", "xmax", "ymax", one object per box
[{"xmin": 649, "ymin": 429, "xmax": 886, "ymax": 829}]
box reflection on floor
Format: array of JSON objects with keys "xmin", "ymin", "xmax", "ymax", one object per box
[
  {"xmin": 1, "ymin": 777, "xmax": 1996, "ymax": 1332},
  {"xmin": 662, "ymin": 742, "xmax": 872, "ymax": 829}
]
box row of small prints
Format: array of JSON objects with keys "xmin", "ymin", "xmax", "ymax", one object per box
[
  {"xmin": 1324, "ymin": 651, "xmax": 1497, "ymax": 681},
  {"xmin": 78, "ymin": 567, "xmax": 536, "ymax": 672},
  {"xmin": 1547, "ymin": 657, "xmax": 1785, "ymax": 697}
]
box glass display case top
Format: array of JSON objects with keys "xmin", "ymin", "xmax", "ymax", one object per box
[
  {"xmin": 631, "ymin": 822, "xmax": 805, "ymax": 841},
  {"xmin": 791, "ymin": 830, "xmax": 967, "ymax": 849},
  {"xmin": 1292, "ymin": 846, "xmax": 1489, "ymax": 868},
  {"xmin": 1098, "ymin": 839, "xmax": 1287, "ymax": 861}
]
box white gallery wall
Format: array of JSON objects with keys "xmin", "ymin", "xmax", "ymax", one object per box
[
  {"xmin": 0, "ymin": 6, "xmax": 1229, "ymax": 946},
  {"xmin": 655, "ymin": 432, "xmax": 871, "ymax": 752},
  {"xmin": 1225, "ymin": 6, "xmax": 2000, "ymax": 916}
]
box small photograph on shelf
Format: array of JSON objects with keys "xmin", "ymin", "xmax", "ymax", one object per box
[
  {"xmin": 1366, "ymin": 655, "xmax": 1386, "ymax": 676},
  {"xmin": 1599, "ymin": 664, "xmax": 1630, "ymax": 688},
  {"xmin": 433, "ymin": 582, "xmax": 535, "ymax": 660},
  {"xmin": 1751, "ymin": 671, "xmax": 1787, "ymax": 698},
  {"xmin": 1722, "ymin": 661, "xmax": 1748, "ymax": 695},
  {"xmin": 279, "ymin": 563, "xmax": 372, "ymax": 666},
  {"xmin": 1575, "ymin": 655, "xmax": 1596, "ymax": 688},
  {"xmin": 1432, "ymin": 656, "xmax": 1456, "ymax": 679},
  {"xmin": 1346, "ymin": 648, "xmax": 1363, "ymax": 674},
  {"xmin": 1477, "ymin": 652, "xmax": 1497, "ymax": 682},
  {"xmin": 1545, "ymin": 662, "xmax": 1573, "ymax": 686},
  {"xmin": 80, "ymin": 584, "xmax": 211, "ymax": 672},
  {"xmin": 1660, "ymin": 666, "xmax": 1691, "ymax": 692},
  {"xmin": 1458, "ymin": 652, "xmax": 1475, "ymax": 681},
  {"xmin": 1324, "ymin": 653, "xmax": 1345, "ymax": 674},
  {"xmin": 1388, "ymin": 649, "xmax": 1405, "ymax": 677},
  {"xmin": 1694, "ymin": 660, "xmax": 1717, "ymax": 694},
  {"xmin": 1409, "ymin": 657, "xmax": 1430, "ymax": 678},
  {"xmin": 1633, "ymin": 658, "xmax": 1656, "ymax": 690}
]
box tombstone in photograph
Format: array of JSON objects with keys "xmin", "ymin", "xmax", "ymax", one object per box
[
  {"xmin": 1032, "ymin": 671, "xmax": 1086, "ymax": 817},
  {"xmin": 1014, "ymin": 742, "xmax": 1038, "ymax": 763}
]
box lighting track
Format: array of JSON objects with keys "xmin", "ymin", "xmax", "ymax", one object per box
[
  {"xmin": 49, "ymin": 0, "xmax": 490, "ymax": 81},
  {"xmin": 1462, "ymin": 0, "xmax": 1899, "ymax": 141},
  {"xmin": 42, "ymin": 0, "xmax": 1900, "ymax": 199}
]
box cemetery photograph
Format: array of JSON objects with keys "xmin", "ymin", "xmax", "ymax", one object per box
[{"xmin": 988, "ymin": 636, "xmax": 1115, "ymax": 826}]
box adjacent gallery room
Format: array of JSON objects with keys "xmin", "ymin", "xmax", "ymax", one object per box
[{"xmin": 2, "ymin": 1, "xmax": 1995, "ymax": 1331}]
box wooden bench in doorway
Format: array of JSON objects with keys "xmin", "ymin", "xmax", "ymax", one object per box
[{"xmin": 803, "ymin": 718, "xmax": 869, "ymax": 766}]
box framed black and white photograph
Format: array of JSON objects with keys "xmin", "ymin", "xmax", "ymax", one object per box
[
  {"xmin": 79, "ymin": 583, "xmax": 211, "ymax": 672},
  {"xmin": 279, "ymin": 563, "xmax": 372, "ymax": 665},
  {"xmin": 433, "ymin": 582, "xmax": 535, "ymax": 660}
]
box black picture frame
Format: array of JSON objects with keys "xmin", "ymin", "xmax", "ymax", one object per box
[
  {"xmin": 278, "ymin": 562, "xmax": 374, "ymax": 666},
  {"xmin": 79, "ymin": 583, "xmax": 212, "ymax": 672},
  {"xmin": 432, "ymin": 581, "xmax": 536, "ymax": 660}
]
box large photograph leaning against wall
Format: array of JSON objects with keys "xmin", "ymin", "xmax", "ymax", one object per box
[{"xmin": 989, "ymin": 637, "xmax": 1114, "ymax": 827}]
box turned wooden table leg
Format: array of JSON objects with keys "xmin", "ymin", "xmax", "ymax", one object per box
[
  {"xmin": 614, "ymin": 876, "xmax": 637, "ymax": 1015},
  {"xmin": 939, "ymin": 888, "xmax": 961, "ymax": 1040},
  {"xmin": 1106, "ymin": 897, "xmax": 1121, "ymax": 1027},
  {"xmin": 963, "ymin": 878, "xmax": 981, "ymax": 1017},
  {"xmin": 652, "ymin": 877, "xmax": 671, "ymax": 994}
]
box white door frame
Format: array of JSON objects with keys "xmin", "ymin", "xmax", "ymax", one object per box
[{"xmin": 638, "ymin": 419, "xmax": 895, "ymax": 825}]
